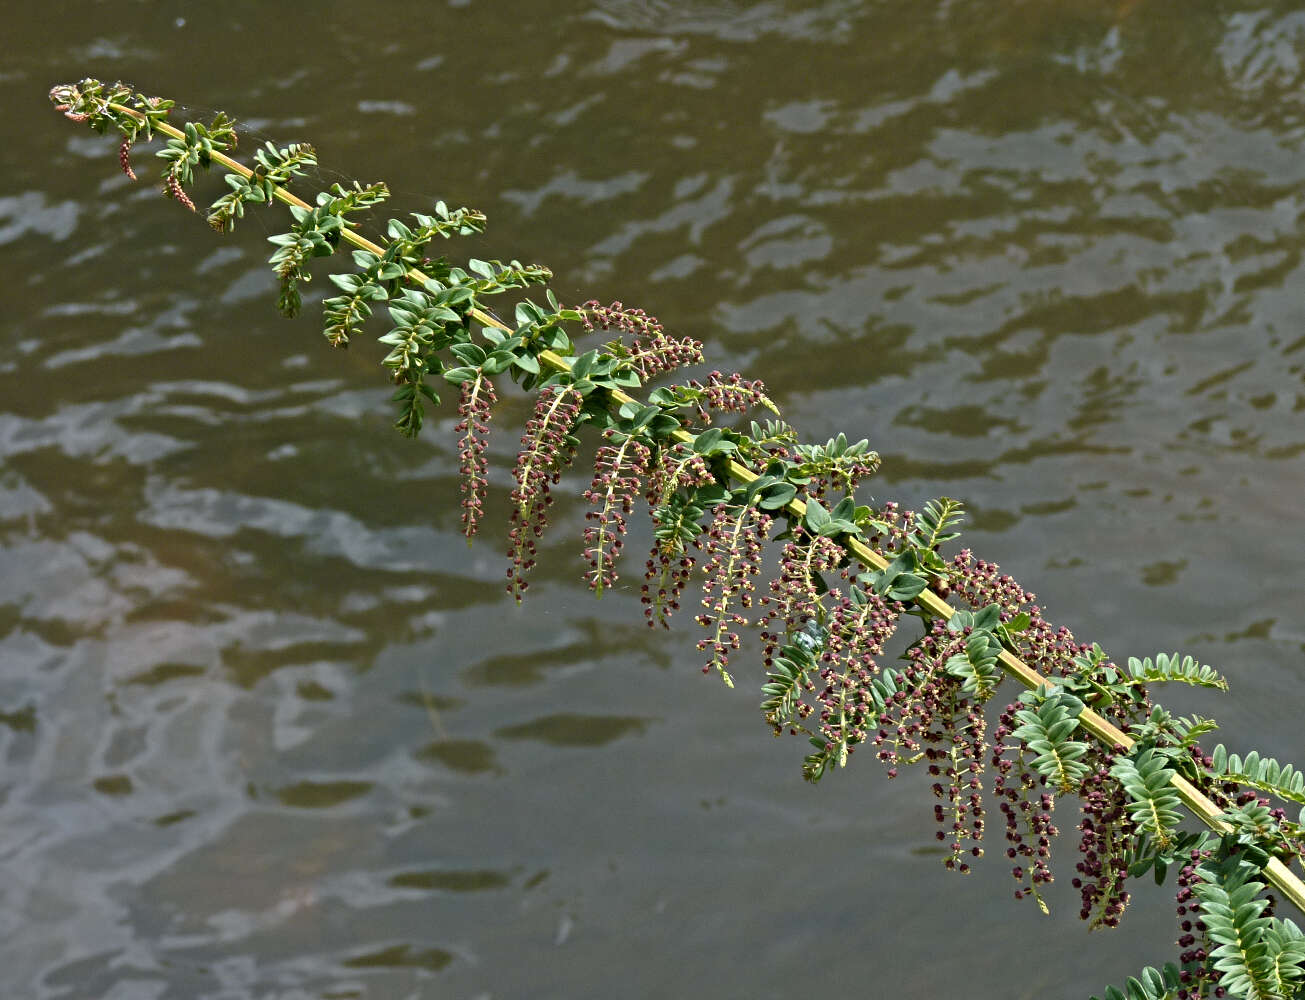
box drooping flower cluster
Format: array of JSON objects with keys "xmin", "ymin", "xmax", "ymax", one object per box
[
  {"xmin": 811, "ymin": 582, "xmax": 902, "ymax": 765},
  {"xmin": 928, "ymin": 700, "xmax": 988, "ymax": 873},
  {"xmin": 695, "ymin": 503, "xmax": 772, "ymax": 687},
  {"xmin": 578, "ymin": 299, "xmax": 664, "ymax": 338},
  {"xmin": 165, "ymin": 171, "xmax": 196, "ymax": 212},
  {"xmin": 1173, "ymin": 850, "xmax": 1214, "ymax": 998},
  {"xmin": 948, "ymin": 549, "xmax": 1079, "ymax": 679},
  {"xmin": 1074, "ymin": 759, "xmax": 1133, "ymax": 927},
  {"xmin": 757, "ymin": 529, "xmax": 844, "ymax": 663},
  {"xmin": 880, "ymin": 616, "xmax": 991, "ymax": 871},
  {"xmin": 872, "ymin": 616, "xmax": 947, "ymax": 772},
  {"xmin": 685, "ymin": 371, "xmax": 775, "ymax": 423},
  {"xmin": 506, "ymin": 386, "xmax": 582, "ymax": 601},
  {"xmin": 641, "ymin": 443, "xmax": 718, "ymax": 628},
  {"xmin": 822, "ymin": 583, "xmax": 901, "ymax": 679},
  {"xmin": 455, "ymin": 373, "xmax": 496, "ymax": 540},
  {"xmin": 582, "ymin": 430, "xmax": 652, "ymax": 595},
  {"xmin": 990, "ymin": 700, "xmax": 1061, "ymax": 908},
  {"xmin": 119, "ymin": 137, "xmax": 137, "ymax": 180},
  {"xmin": 578, "ymin": 299, "xmax": 704, "ymax": 381}
]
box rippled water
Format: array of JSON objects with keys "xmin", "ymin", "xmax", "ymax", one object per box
[{"xmin": 5, "ymin": 3, "xmax": 1305, "ymax": 997}]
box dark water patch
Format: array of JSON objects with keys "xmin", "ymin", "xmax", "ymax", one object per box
[
  {"xmin": 413, "ymin": 738, "xmax": 500, "ymax": 776},
  {"xmin": 1140, "ymin": 558, "xmax": 1187, "ymax": 586},
  {"xmin": 272, "ymin": 780, "xmax": 373, "ymax": 809},
  {"xmin": 91, "ymin": 774, "xmax": 133, "ymax": 796},
  {"xmin": 387, "ymin": 868, "xmax": 512, "ymax": 892},
  {"xmin": 895, "ymin": 402, "xmax": 1025, "ymax": 438},
  {"xmin": 341, "ymin": 942, "xmax": 453, "ymax": 971},
  {"xmin": 395, "ymin": 690, "xmax": 461, "ymax": 712},
  {"xmin": 152, "ymin": 808, "xmax": 196, "ymax": 827},
  {"xmin": 0, "ymin": 702, "xmax": 36, "ymax": 733},
  {"xmin": 126, "ymin": 661, "xmax": 207, "ymax": 686},
  {"xmin": 494, "ymin": 713, "xmax": 650, "ymax": 747},
  {"xmin": 296, "ymin": 679, "xmax": 336, "ymax": 701},
  {"xmin": 461, "ymin": 618, "xmax": 672, "ymax": 687}
]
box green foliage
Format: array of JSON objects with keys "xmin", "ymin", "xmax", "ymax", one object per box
[
  {"xmin": 377, "ymin": 286, "xmax": 472, "ymax": 434},
  {"xmin": 1128, "ymin": 652, "xmax": 1229, "ymax": 691},
  {"xmin": 1193, "ymin": 856, "xmax": 1305, "ymax": 1000},
  {"xmin": 799, "ymin": 496, "xmax": 863, "ymax": 541},
  {"xmin": 1111, "ymin": 748, "xmax": 1184, "ymax": 849},
  {"xmin": 1128, "ymin": 705, "xmax": 1219, "ymax": 753},
  {"xmin": 1211, "ymin": 745, "xmax": 1305, "ymax": 808},
  {"xmin": 1218, "ymin": 801, "xmax": 1305, "ymax": 859},
  {"xmin": 156, "ymin": 114, "xmax": 237, "ymax": 211},
  {"xmin": 760, "ymin": 641, "xmax": 818, "ymax": 732},
  {"xmin": 745, "ymin": 418, "xmax": 797, "ymax": 451},
  {"xmin": 1125, "ymin": 828, "xmax": 1214, "ymax": 886},
  {"xmin": 855, "ymin": 498, "xmax": 964, "ymax": 599},
  {"xmin": 942, "ymin": 603, "xmax": 1004, "ymax": 700},
  {"xmin": 208, "ymin": 141, "xmax": 317, "ymax": 233},
  {"xmin": 269, "ymin": 182, "xmax": 389, "ymax": 317},
  {"xmin": 787, "ymin": 433, "xmax": 880, "ymax": 495},
  {"xmin": 318, "ymin": 215, "xmax": 509, "ymax": 350},
  {"xmin": 1011, "ymin": 688, "xmax": 1091, "ymax": 792},
  {"xmin": 1089, "ymin": 963, "xmax": 1185, "ymax": 1000},
  {"xmin": 911, "ymin": 497, "xmax": 965, "ymax": 552},
  {"xmin": 860, "ymin": 549, "xmax": 930, "ymax": 602}
]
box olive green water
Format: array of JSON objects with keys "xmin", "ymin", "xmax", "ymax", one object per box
[{"xmin": 5, "ymin": 3, "xmax": 1305, "ymax": 997}]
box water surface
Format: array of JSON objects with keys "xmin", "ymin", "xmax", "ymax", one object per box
[{"xmin": 4, "ymin": 3, "xmax": 1305, "ymax": 997}]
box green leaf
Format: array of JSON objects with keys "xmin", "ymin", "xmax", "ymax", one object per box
[
  {"xmin": 803, "ymin": 497, "xmax": 831, "ymax": 533},
  {"xmin": 647, "ymin": 387, "xmax": 677, "ymax": 407},
  {"xmin": 830, "ymin": 497, "xmax": 857, "ymax": 522},
  {"xmin": 694, "ymin": 483, "xmax": 730, "ymax": 507},
  {"xmin": 628, "ymin": 405, "xmax": 660, "ymax": 430},
  {"xmin": 449, "ymin": 343, "xmax": 487, "ymax": 366},
  {"xmin": 816, "ymin": 518, "xmax": 858, "ymax": 538},
  {"xmin": 885, "ymin": 574, "xmax": 927, "ymax": 601},
  {"xmin": 443, "ymin": 366, "xmax": 478, "ymax": 385},
  {"xmin": 443, "ymin": 286, "xmax": 475, "ymax": 307},
  {"xmin": 482, "ymin": 350, "xmax": 516, "ymax": 375},
  {"xmin": 570, "ymin": 350, "xmax": 603, "ymax": 381},
  {"xmin": 971, "ymin": 604, "xmax": 1001, "ymax": 632},
  {"xmin": 692, "ymin": 427, "xmax": 724, "ymax": 455},
  {"xmin": 757, "ymin": 482, "xmax": 797, "ymax": 511},
  {"xmin": 327, "ymin": 272, "xmax": 362, "ymax": 293},
  {"xmin": 1001, "ymin": 611, "xmax": 1031, "ymax": 634}
]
